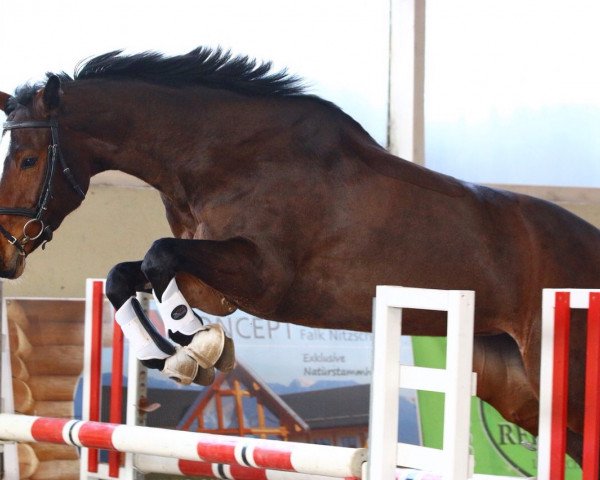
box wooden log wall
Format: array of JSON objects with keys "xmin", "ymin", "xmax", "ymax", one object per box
[{"xmin": 8, "ymin": 299, "xmax": 86, "ymax": 480}]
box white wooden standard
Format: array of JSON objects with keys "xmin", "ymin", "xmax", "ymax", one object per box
[
  {"xmin": 0, "ymin": 296, "xmax": 19, "ymax": 480},
  {"xmin": 367, "ymin": 286, "xmax": 476, "ymax": 479}
]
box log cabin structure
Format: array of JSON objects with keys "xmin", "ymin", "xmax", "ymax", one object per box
[{"xmin": 8, "ymin": 298, "xmax": 86, "ymax": 480}]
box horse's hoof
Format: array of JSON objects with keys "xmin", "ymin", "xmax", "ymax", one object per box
[
  {"xmin": 184, "ymin": 323, "xmax": 226, "ymax": 369},
  {"xmin": 162, "ymin": 348, "xmax": 198, "ymax": 385},
  {"xmin": 215, "ymin": 334, "xmax": 235, "ymax": 372},
  {"xmin": 192, "ymin": 366, "xmax": 216, "ymax": 386}
]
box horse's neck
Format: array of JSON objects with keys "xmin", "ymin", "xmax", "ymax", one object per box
[
  {"xmin": 63, "ymin": 84, "xmax": 215, "ymax": 198},
  {"xmin": 65, "ymin": 84, "xmax": 302, "ymax": 200},
  {"xmin": 64, "ymin": 82, "xmax": 400, "ymax": 203}
]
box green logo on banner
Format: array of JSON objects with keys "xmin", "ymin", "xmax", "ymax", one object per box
[
  {"xmin": 478, "ymin": 400, "xmax": 582, "ymax": 479},
  {"xmin": 478, "ymin": 400, "xmax": 537, "ymax": 476}
]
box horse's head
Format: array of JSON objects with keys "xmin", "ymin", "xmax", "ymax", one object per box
[{"xmin": 0, "ymin": 75, "xmax": 87, "ymax": 278}]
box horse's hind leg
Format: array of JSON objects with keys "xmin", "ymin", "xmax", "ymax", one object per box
[
  {"xmin": 519, "ymin": 309, "xmax": 587, "ymax": 468},
  {"xmin": 473, "ymin": 334, "xmax": 539, "ymax": 435},
  {"xmin": 475, "ymin": 333, "xmax": 586, "ymax": 467}
]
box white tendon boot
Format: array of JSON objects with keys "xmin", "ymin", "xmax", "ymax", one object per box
[
  {"xmin": 115, "ymin": 297, "xmax": 214, "ymax": 386},
  {"xmin": 115, "ymin": 298, "xmax": 173, "ymax": 361},
  {"xmin": 154, "ymin": 278, "xmax": 236, "ymax": 375},
  {"xmin": 154, "ymin": 277, "xmax": 205, "ymax": 336}
]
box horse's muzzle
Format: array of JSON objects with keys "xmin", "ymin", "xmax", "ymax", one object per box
[{"xmin": 0, "ymin": 249, "xmax": 25, "ymax": 279}]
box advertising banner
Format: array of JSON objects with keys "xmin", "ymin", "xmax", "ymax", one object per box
[{"xmin": 412, "ymin": 336, "xmax": 581, "ymax": 479}]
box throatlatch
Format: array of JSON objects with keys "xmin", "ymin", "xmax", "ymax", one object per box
[{"xmin": 114, "ymin": 277, "xmax": 235, "ymax": 385}]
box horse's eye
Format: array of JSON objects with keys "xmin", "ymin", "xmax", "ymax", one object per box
[{"xmin": 21, "ymin": 157, "xmax": 38, "ymax": 170}]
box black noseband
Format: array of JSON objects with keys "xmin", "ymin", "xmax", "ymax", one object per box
[{"xmin": 0, "ymin": 119, "xmax": 85, "ymax": 255}]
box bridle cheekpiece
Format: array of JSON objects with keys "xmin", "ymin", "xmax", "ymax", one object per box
[{"xmin": 0, "ymin": 119, "xmax": 85, "ymax": 256}]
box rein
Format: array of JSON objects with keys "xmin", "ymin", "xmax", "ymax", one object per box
[{"xmin": 0, "ymin": 119, "xmax": 85, "ymax": 256}]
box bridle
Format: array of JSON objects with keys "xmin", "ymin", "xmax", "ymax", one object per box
[{"xmin": 0, "ymin": 119, "xmax": 85, "ymax": 256}]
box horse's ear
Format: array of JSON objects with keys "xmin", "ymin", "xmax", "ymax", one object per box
[
  {"xmin": 36, "ymin": 75, "xmax": 62, "ymax": 115},
  {"xmin": 0, "ymin": 91, "xmax": 10, "ymax": 113}
]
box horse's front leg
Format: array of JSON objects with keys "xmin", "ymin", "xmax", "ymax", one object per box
[
  {"xmin": 139, "ymin": 235, "xmax": 279, "ymax": 372},
  {"xmin": 105, "ymin": 261, "xmax": 177, "ymax": 372},
  {"xmin": 140, "ymin": 236, "xmax": 269, "ymax": 310},
  {"xmin": 105, "ymin": 260, "xmax": 232, "ymax": 386}
]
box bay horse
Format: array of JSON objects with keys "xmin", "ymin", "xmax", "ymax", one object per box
[{"xmin": 0, "ymin": 48, "xmax": 598, "ymax": 467}]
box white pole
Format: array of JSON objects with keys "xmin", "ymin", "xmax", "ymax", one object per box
[
  {"xmin": 536, "ymin": 289, "xmax": 557, "ymax": 480},
  {"xmin": 80, "ymin": 279, "xmax": 95, "ymax": 480},
  {"xmin": 0, "ymin": 293, "xmax": 19, "ymax": 480},
  {"xmin": 367, "ymin": 290, "xmax": 402, "ymax": 479},
  {"xmin": 442, "ymin": 291, "xmax": 475, "ymax": 478},
  {"xmin": 388, "ymin": 0, "xmax": 426, "ymax": 164}
]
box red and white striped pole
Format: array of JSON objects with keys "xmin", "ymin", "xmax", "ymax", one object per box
[
  {"xmin": 134, "ymin": 454, "xmax": 355, "ymax": 480},
  {"xmin": 134, "ymin": 455, "xmax": 444, "ymax": 480},
  {"xmin": 0, "ymin": 414, "xmax": 366, "ymax": 478}
]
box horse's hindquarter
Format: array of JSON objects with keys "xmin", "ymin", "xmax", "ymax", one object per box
[{"xmin": 383, "ymin": 183, "xmax": 600, "ymax": 339}]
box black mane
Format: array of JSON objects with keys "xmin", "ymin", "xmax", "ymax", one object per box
[
  {"xmin": 7, "ymin": 47, "xmax": 306, "ymax": 113},
  {"xmin": 74, "ymin": 47, "xmax": 305, "ymax": 96}
]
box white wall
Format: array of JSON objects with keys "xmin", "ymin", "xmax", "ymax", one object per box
[
  {"xmin": 425, "ymin": 0, "xmax": 600, "ymax": 187},
  {"xmin": 0, "ymin": 0, "xmax": 390, "ymax": 146}
]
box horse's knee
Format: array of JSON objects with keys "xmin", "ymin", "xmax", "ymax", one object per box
[
  {"xmin": 106, "ymin": 261, "xmax": 143, "ymax": 308},
  {"xmin": 141, "ymin": 238, "xmax": 179, "ymax": 298}
]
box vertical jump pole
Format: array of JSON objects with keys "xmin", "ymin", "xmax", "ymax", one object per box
[
  {"xmin": 442, "ymin": 290, "xmax": 475, "ymax": 480},
  {"xmin": 368, "ymin": 288, "xmax": 402, "ymax": 479},
  {"xmin": 0, "ymin": 289, "xmax": 19, "ymax": 480},
  {"xmin": 88, "ymin": 280, "xmax": 105, "ymax": 473},
  {"xmin": 538, "ymin": 290, "xmax": 557, "ymax": 480},
  {"xmin": 550, "ymin": 292, "xmax": 570, "ymax": 480},
  {"xmin": 109, "ymin": 307, "xmax": 124, "ymax": 477},
  {"xmin": 583, "ymin": 292, "xmax": 600, "ymax": 480}
]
